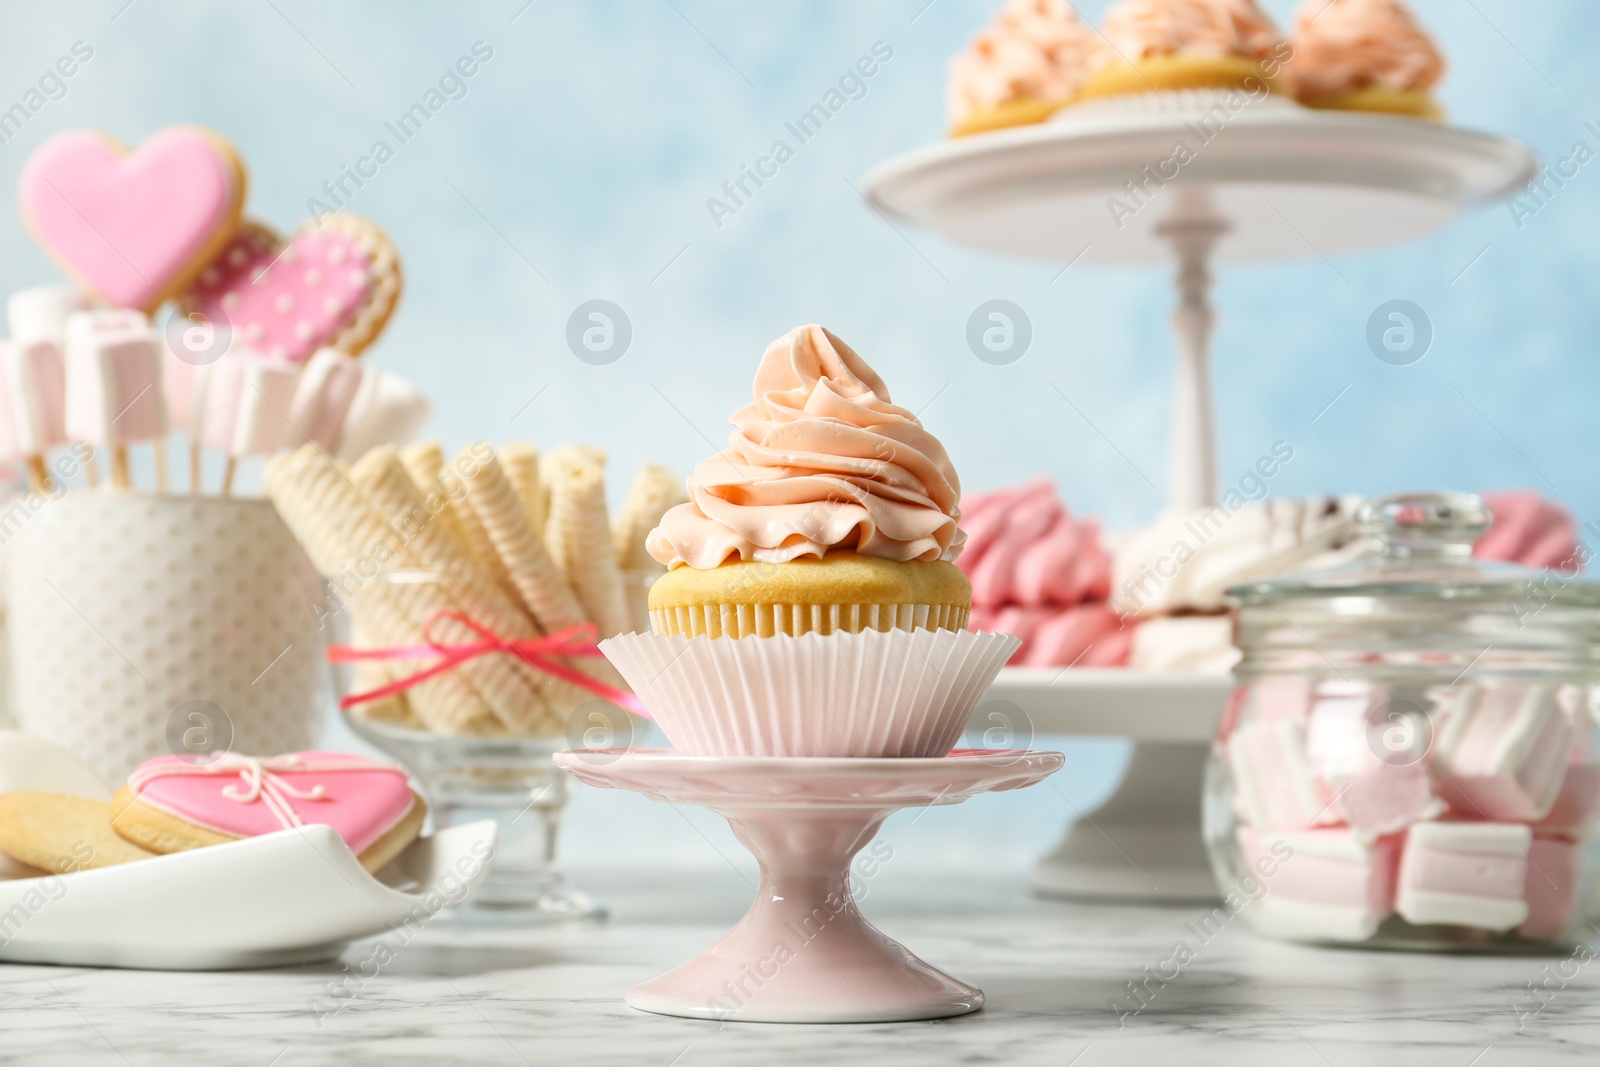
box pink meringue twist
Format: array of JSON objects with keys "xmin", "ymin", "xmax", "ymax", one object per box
[
  {"xmin": 1288, "ymin": 0, "xmax": 1444, "ymax": 98},
  {"xmin": 647, "ymin": 325, "xmax": 963, "ymax": 570},
  {"xmin": 946, "ymin": 0, "xmax": 1107, "ymax": 121},
  {"xmin": 958, "ymin": 479, "xmax": 1130, "ymax": 668},
  {"xmin": 1101, "ymin": 0, "xmax": 1282, "ymax": 62},
  {"xmin": 959, "ymin": 478, "xmax": 1111, "ymax": 609},
  {"xmin": 1476, "ymin": 491, "xmax": 1583, "ymax": 572}
]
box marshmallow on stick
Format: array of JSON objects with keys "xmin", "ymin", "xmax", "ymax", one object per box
[
  {"xmin": 7, "ymin": 285, "xmax": 85, "ymax": 351},
  {"xmin": 0, "ymin": 338, "xmax": 67, "ymax": 492},
  {"xmin": 286, "ymin": 347, "xmax": 431, "ymax": 462},
  {"xmin": 191, "ymin": 348, "xmax": 299, "ymax": 495},
  {"xmin": 63, "ymin": 310, "xmax": 168, "ymax": 490},
  {"xmin": 545, "ymin": 446, "xmax": 631, "ymax": 638}
]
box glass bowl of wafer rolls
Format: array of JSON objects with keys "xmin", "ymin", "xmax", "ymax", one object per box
[{"xmin": 264, "ymin": 438, "xmax": 684, "ymax": 923}]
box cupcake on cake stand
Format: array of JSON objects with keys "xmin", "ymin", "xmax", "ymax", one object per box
[
  {"xmin": 557, "ymin": 325, "xmax": 1064, "ymax": 1022},
  {"xmin": 862, "ymin": 58, "xmax": 1536, "ymax": 901}
]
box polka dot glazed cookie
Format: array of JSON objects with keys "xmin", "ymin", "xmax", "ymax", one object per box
[{"xmin": 180, "ymin": 214, "xmax": 402, "ymax": 362}]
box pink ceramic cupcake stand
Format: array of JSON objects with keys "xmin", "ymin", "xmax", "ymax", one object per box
[{"xmin": 554, "ymin": 748, "xmax": 1063, "ymax": 1023}]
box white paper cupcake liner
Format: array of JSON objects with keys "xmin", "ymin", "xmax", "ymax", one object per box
[
  {"xmin": 600, "ymin": 628, "xmax": 1020, "ymax": 758},
  {"xmin": 1052, "ymin": 87, "xmax": 1300, "ymax": 126}
]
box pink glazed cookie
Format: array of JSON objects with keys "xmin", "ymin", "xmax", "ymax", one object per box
[
  {"xmin": 19, "ymin": 126, "xmax": 246, "ymax": 311},
  {"xmin": 180, "ymin": 214, "xmax": 402, "ymax": 362},
  {"xmin": 111, "ymin": 751, "xmax": 425, "ymax": 873}
]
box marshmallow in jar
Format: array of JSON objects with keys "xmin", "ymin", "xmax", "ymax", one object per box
[{"xmin": 1207, "ymin": 492, "xmax": 1600, "ymax": 951}]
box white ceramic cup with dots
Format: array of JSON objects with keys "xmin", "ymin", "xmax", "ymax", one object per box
[{"xmin": 6, "ymin": 493, "xmax": 329, "ymax": 784}]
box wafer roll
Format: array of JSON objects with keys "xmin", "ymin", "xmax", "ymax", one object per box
[
  {"xmin": 463, "ymin": 454, "xmax": 628, "ymax": 714},
  {"xmin": 267, "ymin": 446, "xmax": 555, "ymax": 734},
  {"xmin": 464, "ymin": 455, "xmax": 587, "ymax": 633},
  {"xmin": 541, "ymin": 445, "xmax": 603, "ymax": 578},
  {"xmin": 500, "ymin": 443, "xmax": 544, "ymax": 539},
  {"xmin": 352, "ymin": 447, "xmax": 536, "ymax": 636},
  {"xmin": 613, "ymin": 464, "xmax": 685, "ymax": 570},
  {"xmin": 398, "ymin": 442, "xmax": 475, "ymax": 559},
  {"xmin": 547, "ymin": 447, "xmax": 631, "ymax": 639},
  {"xmin": 352, "ymin": 446, "xmax": 561, "ymax": 727},
  {"xmin": 265, "ymin": 447, "xmax": 495, "ymax": 734}
]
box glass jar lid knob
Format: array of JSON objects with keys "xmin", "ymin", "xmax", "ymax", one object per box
[{"xmin": 1355, "ymin": 491, "xmax": 1491, "ymax": 561}]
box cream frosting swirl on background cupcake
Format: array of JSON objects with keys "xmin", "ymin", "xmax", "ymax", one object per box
[
  {"xmin": 1100, "ymin": 0, "xmax": 1281, "ymax": 62},
  {"xmin": 647, "ymin": 324, "xmax": 963, "ymax": 571},
  {"xmin": 946, "ymin": 0, "xmax": 1107, "ymax": 133},
  {"xmin": 1287, "ymin": 0, "xmax": 1444, "ymax": 101}
]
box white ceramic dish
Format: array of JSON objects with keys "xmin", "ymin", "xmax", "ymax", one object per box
[{"xmin": 0, "ymin": 820, "xmax": 498, "ymax": 970}]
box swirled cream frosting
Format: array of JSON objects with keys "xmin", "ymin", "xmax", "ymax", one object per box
[
  {"xmin": 1288, "ymin": 0, "xmax": 1444, "ymax": 98},
  {"xmin": 946, "ymin": 0, "xmax": 1106, "ymax": 121},
  {"xmin": 647, "ymin": 325, "xmax": 964, "ymax": 570},
  {"xmin": 1101, "ymin": 0, "xmax": 1281, "ymax": 62}
]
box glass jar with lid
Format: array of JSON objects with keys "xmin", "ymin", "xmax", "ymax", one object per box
[{"xmin": 1205, "ymin": 492, "xmax": 1599, "ymax": 951}]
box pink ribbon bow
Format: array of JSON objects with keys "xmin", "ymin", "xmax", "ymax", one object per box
[{"xmin": 326, "ymin": 609, "xmax": 650, "ymax": 719}]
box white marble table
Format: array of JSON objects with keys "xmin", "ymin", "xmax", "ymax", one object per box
[{"xmin": 2, "ymin": 866, "xmax": 1595, "ymax": 1066}]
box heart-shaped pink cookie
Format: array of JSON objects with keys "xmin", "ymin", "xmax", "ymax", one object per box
[
  {"xmin": 113, "ymin": 750, "xmax": 424, "ymax": 873},
  {"xmin": 182, "ymin": 214, "xmax": 402, "ymax": 363},
  {"xmin": 19, "ymin": 127, "xmax": 245, "ymax": 312}
]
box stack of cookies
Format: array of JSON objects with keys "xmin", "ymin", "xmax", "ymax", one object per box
[{"xmin": 264, "ymin": 441, "xmax": 683, "ymax": 737}]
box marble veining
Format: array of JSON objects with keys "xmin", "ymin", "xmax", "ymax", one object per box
[{"xmin": 0, "ymin": 868, "xmax": 1596, "ymax": 1066}]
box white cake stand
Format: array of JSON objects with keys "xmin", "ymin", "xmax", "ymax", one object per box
[
  {"xmin": 555, "ymin": 748, "xmax": 1063, "ymax": 1023},
  {"xmin": 869, "ymin": 106, "xmax": 1536, "ymax": 901}
]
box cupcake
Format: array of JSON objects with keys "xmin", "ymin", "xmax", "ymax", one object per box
[
  {"xmin": 1286, "ymin": 0, "xmax": 1445, "ymax": 120},
  {"xmin": 646, "ymin": 324, "xmax": 969, "ymax": 639},
  {"xmin": 603, "ymin": 325, "xmax": 1015, "ymax": 758},
  {"xmin": 946, "ymin": 0, "xmax": 1107, "ymax": 137},
  {"xmin": 1074, "ymin": 0, "xmax": 1291, "ymax": 111},
  {"xmin": 958, "ymin": 479, "xmax": 1133, "ymax": 668}
]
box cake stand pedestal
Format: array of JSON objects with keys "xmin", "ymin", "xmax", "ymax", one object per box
[
  {"xmin": 869, "ymin": 108, "xmax": 1536, "ymax": 900},
  {"xmin": 983, "ymin": 668, "xmax": 1230, "ymax": 901},
  {"xmin": 554, "ymin": 748, "xmax": 1063, "ymax": 1023}
]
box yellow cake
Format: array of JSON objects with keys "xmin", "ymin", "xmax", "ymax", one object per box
[{"xmin": 649, "ymin": 552, "xmax": 971, "ymax": 639}]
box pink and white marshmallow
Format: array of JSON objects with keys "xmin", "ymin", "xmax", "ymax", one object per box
[
  {"xmin": 1237, "ymin": 827, "xmax": 1401, "ymax": 942},
  {"xmin": 189, "ymin": 348, "xmax": 299, "ymax": 493},
  {"xmin": 63, "ymin": 309, "xmax": 168, "ymax": 488},
  {"xmin": 287, "ymin": 348, "xmax": 429, "ymax": 461},
  {"xmin": 1395, "ymin": 821, "xmax": 1531, "ymax": 932},
  {"xmin": 1431, "ymin": 684, "xmax": 1573, "ymax": 823}
]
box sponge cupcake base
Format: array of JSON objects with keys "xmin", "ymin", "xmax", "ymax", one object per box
[
  {"xmin": 951, "ymin": 95, "xmax": 1071, "ymax": 137},
  {"xmin": 1301, "ymin": 86, "xmax": 1442, "ymax": 120},
  {"xmin": 649, "ymin": 553, "xmax": 972, "ymax": 639},
  {"xmin": 1077, "ymin": 53, "xmax": 1284, "ymax": 101}
]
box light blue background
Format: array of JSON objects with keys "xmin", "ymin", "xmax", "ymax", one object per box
[{"xmin": 1, "ymin": 1, "xmax": 1593, "ymax": 875}]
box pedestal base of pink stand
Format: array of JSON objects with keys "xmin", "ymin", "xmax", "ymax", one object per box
[{"xmin": 555, "ymin": 749, "xmax": 1064, "ymax": 1024}]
